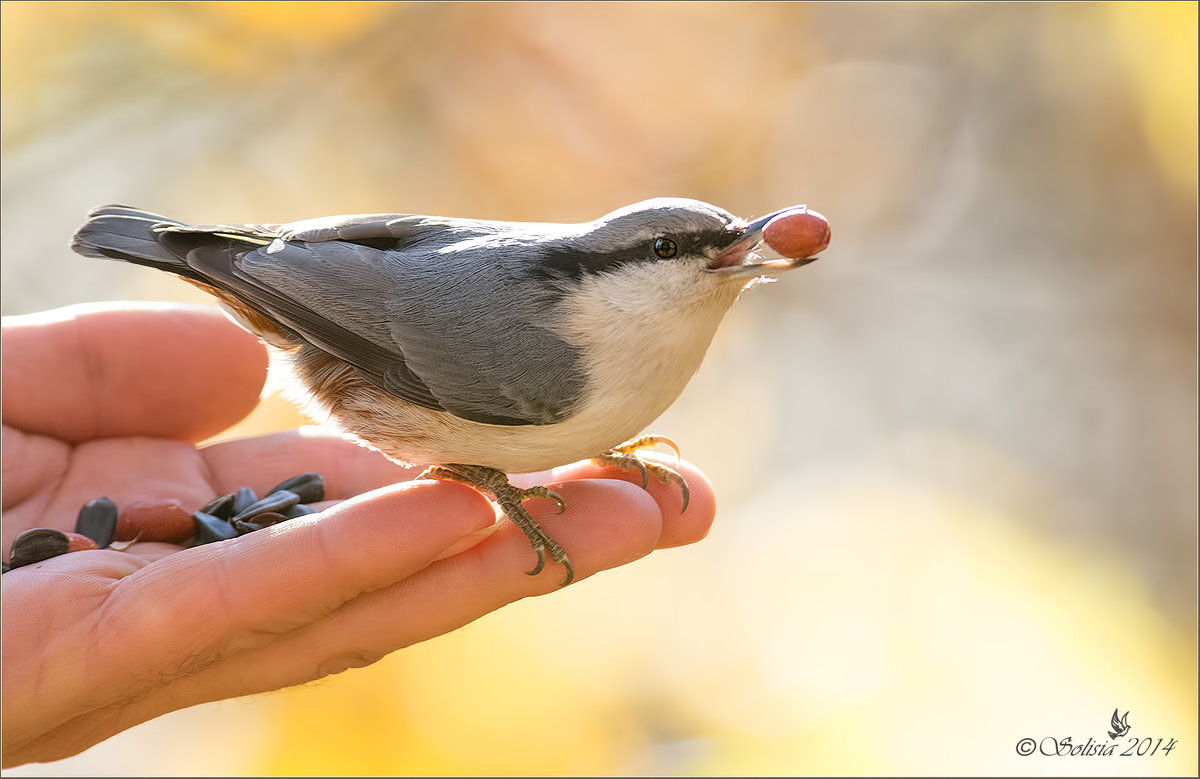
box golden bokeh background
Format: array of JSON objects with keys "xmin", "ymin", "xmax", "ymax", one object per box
[{"xmin": 2, "ymin": 2, "xmax": 1196, "ymax": 775}]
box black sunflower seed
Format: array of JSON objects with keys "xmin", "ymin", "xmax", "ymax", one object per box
[
  {"xmin": 266, "ymin": 472, "xmax": 325, "ymax": 504},
  {"xmin": 232, "ymin": 519, "xmax": 263, "ymax": 535},
  {"xmin": 192, "ymin": 512, "xmax": 239, "ymax": 545},
  {"xmin": 10, "ymin": 528, "xmax": 71, "ymax": 567},
  {"xmin": 75, "ymin": 497, "xmax": 119, "ymax": 549},
  {"xmin": 250, "ymin": 511, "xmax": 288, "ymax": 526},
  {"xmin": 229, "ymin": 490, "xmax": 301, "ymax": 523},
  {"xmin": 232, "ymin": 487, "xmax": 258, "ymax": 514},
  {"xmin": 281, "ymin": 503, "xmax": 318, "ymax": 519},
  {"xmin": 199, "ymin": 493, "xmax": 236, "ymax": 520}
]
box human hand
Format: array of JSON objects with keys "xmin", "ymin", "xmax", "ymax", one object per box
[{"xmin": 1, "ymin": 302, "xmax": 715, "ymax": 767}]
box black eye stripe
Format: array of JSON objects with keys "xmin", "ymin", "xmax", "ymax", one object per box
[
  {"xmin": 534, "ymin": 244, "xmax": 651, "ymax": 282},
  {"xmin": 532, "ymin": 227, "xmax": 733, "ymax": 283}
]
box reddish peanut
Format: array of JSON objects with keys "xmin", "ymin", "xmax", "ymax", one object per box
[
  {"xmin": 763, "ymin": 208, "xmax": 831, "ymax": 259},
  {"xmin": 64, "ymin": 532, "xmax": 99, "ymax": 552},
  {"xmin": 116, "ymin": 499, "xmax": 195, "ymax": 543}
]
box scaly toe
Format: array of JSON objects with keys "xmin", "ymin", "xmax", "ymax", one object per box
[
  {"xmin": 518, "ymin": 485, "xmax": 567, "ymax": 514},
  {"xmin": 592, "ymin": 452, "xmax": 649, "ymax": 488},
  {"xmin": 418, "ymin": 463, "xmax": 574, "ymax": 586},
  {"xmin": 647, "ymin": 463, "xmax": 690, "ymax": 513},
  {"xmin": 611, "ymin": 434, "xmax": 683, "ymax": 467},
  {"xmin": 594, "ymin": 446, "xmax": 690, "ymax": 512}
]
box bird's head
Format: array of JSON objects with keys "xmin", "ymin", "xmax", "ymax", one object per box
[{"xmin": 521, "ymin": 197, "xmax": 826, "ymax": 326}]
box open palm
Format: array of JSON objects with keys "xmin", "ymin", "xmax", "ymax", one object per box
[{"xmin": 1, "ymin": 303, "xmax": 714, "ymax": 767}]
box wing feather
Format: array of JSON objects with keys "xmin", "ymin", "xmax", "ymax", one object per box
[{"xmin": 157, "ymin": 214, "xmax": 582, "ymax": 426}]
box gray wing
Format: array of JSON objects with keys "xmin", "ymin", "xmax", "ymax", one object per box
[{"xmin": 157, "ymin": 214, "xmax": 584, "ymax": 426}]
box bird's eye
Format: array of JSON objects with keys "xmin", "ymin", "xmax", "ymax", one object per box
[{"xmin": 653, "ymin": 237, "xmax": 678, "ymax": 259}]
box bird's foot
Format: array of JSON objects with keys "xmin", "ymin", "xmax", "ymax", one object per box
[
  {"xmin": 419, "ymin": 463, "xmax": 574, "ymax": 586},
  {"xmin": 592, "ymin": 435, "xmax": 690, "ymax": 512}
]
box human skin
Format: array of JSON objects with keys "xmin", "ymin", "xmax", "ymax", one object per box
[{"xmin": 1, "ymin": 302, "xmax": 715, "ymax": 767}]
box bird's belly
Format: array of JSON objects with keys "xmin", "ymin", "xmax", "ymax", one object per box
[
  {"xmin": 291, "ymin": 343, "xmax": 699, "ymax": 473},
  {"xmin": 344, "ymin": 369, "xmax": 688, "ymax": 473}
]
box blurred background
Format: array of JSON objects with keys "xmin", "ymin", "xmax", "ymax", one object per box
[{"xmin": 2, "ymin": 1, "xmax": 1195, "ymax": 775}]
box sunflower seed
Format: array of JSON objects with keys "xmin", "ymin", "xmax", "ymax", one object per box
[
  {"xmin": 199, "ymin": 493, "xmax": 236, "ymax": 520},
  {"xmin": 10, "ymin": 528, "xmax": 71, "ymax": 567},
  {"xmin": 75, "ymin": 497, "xmax": 118, "ymax": 549},
  {"xmin": 282, "ymin": 503, "xmax": 318, "ymax": 519},
  {"xmin": 232, "ymin": 519, "xmax": 263, "ymax": 535},
  {"xmin": 266, "ymin": 472, "xmax": 325, "ymax": 504},
  {"xmin": 192, "ymin": 512, "xmax": 238, "ymax": 545},
  {"xmin": 229, "ymin": 489, "xmax": 301, "ymax": 523},
  {"xmin": 232, "ymin": 487, "xmax": 258, "ymax": 514}
]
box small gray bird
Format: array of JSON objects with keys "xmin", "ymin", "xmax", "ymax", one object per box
[{"xmin": 72, "ymin": 198, "xmax": 830, "ymax": 585}]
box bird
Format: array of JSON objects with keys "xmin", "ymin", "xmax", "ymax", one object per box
[
  {"xmin": 1108, "ymin": 709, "xmax": 1130, "ymax": 739},
  {"xmin": 71, "ymin": 197, "xmax": 830, "ymax": 585}
]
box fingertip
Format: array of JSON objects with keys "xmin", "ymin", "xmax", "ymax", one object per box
[
  {"xmin": 548, "ymin": 455, "xmax": 717, "ymax": 550},
  {"xmin": 314, "ymin": 479, "xmax": 498, "ymax": 563},
  {"xmin": 186, "ymin": 308, "xmax": 271, "ymax": 427},
  {"xmin": 3, "ymin": 302, "xmax": 269, "ymax": 443},
  {"xmin": 539, "ymin": 478, "xmax": 664, "ymax": 566},
  {"xmin": 657, "ymin": 459, "xmax": 716, "ymax": 549}
]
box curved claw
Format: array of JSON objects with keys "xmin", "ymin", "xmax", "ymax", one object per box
[
  {"xmin": 614, "ymin": 434, "xmax": 683, "ymax": 467},
  {"xmin": 526, "ymin": 543, "xmax": 547, "ymax": 577},
  {"xmin": 527, "ymin": 540, "xmax": 574, "ymax": 586},
  {"xmin": 544, "ymin": 487, "xmax": 567, "ymax": 514},
  {"xmin": 641, "ymin": 461, "xmax": 690, "ymax": 513},
  {"xmin": 651, "ymin": 435, "xmax": 683, "ymax": 468},
  {"xmin": 630, "ymin": 457, "xmax": 649, "ymax": 489},
  {"xmin": 518, "ymin": 485, "xmax": 567, "ymax": 514}
]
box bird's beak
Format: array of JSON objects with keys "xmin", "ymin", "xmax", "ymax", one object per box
[{"xmin": 708, "ymin": 206, "xmax": 821, "ymax": 278}]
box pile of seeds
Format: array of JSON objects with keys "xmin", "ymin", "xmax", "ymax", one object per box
[{"xmin": 3, "ymin": 472, "xmax": 324, "ymax": 573}]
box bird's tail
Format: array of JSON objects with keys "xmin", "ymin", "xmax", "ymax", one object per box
[{"xmin": 70, "ymin": 204, "xmax": 191, "ymax": 274}]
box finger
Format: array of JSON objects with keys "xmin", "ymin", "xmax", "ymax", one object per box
[
  {"xmin": 200, "ymin": 428, "xmax": 423, "ymax": 500},
  {"xmin": 540, "ymin": 454, "xmax": 716, "ymax": 548},
  {"xmin": 130, "ymin": 479, "xmax": 662, "ymax": 704},
  {"xmin": 62, "ymin": 481, "xmax": 494, "ymax": 716},
  {"xmin": 1, "ymin": 302, "xmax": 267, "ymax": 443},
  {"xmin": 430, "ymin": 478, "xmax": 664, "ymax": 592},
  {"xmin": 203, "ymin": 437, "xmax": 715, "ymax": 546}
]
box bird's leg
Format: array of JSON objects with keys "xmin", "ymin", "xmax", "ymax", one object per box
[
  {"xmin": 592, "ymin": 435, "xmax": 690, "ymax": 512},
  {"xmin": 418, "ymin": 464, "xmax": 574, "ymax": 586}
]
